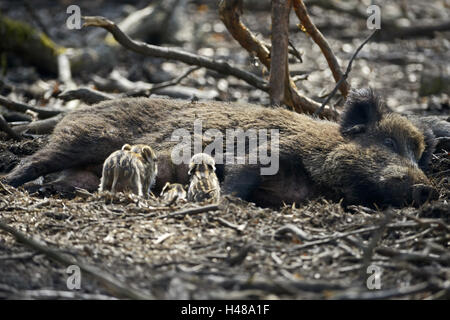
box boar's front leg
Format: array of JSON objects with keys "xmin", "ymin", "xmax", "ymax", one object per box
[
  {"xmin": 222, "ymin": 156, "xmax": 315, "ymax": 207},
  {"xmin": 222, "ymin": 165, "xmax": 262, "ymax": 200}
]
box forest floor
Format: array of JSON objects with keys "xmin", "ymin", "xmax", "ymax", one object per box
[{"xmin": 0, "ymin": 0, "xmax": 449, "ymax": 299}]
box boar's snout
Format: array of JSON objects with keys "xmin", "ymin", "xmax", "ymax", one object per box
[{"xmin": 411, "ymin": 184, "xmax": 439, "ymax": 206}]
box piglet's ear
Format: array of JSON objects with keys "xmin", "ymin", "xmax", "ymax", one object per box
[
  {"xmin": 141, "ymin": 146, "xmax": 156, "ymax": 163},
  {"xmin": 122, "ymin": 144, "xmax": 132, "ymax": 151},
  {"xmin": 340, "ymin": 88, "xmax": 383, "ymax": 135}
]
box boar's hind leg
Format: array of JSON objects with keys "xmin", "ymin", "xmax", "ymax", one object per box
[
  {"xmin": 4, "ymin": 121, "xmax": 126, "ymax": 188},
  {"xmin": 5, "ymin": 136, "xmax": 122, "ymax": 188},
  {"xmin": 4, "ymin": 146, "xmax": 72, "ymax": 188}
]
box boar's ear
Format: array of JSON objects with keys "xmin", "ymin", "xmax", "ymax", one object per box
[{"xmin": 340, "ymin": 88, "xmax": 383, "ymax": 135}]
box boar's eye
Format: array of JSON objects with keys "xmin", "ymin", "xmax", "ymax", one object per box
[{"xmin": 383, "ymin": 138, "xmax": 398, "ymax": 152}]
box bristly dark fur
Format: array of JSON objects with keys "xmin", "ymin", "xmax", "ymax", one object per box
[
  {"xmin": 3, "ymin": 91, "xmax": 439, "ymax": 208},
  {"xmin": 340, "ymin": 88, "xmax": 384, "ymax": 135},
  {"xmin": 406, "ymin": 116, "xmax": 438, "ymax": 171}
]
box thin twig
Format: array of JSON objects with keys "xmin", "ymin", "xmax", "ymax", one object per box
[
  {"xmin": 0, "ymin": 114, "xmax": 22, "ymax": 140},
  {"xmin": 360, "ymin": 210, "xmax": 393, "ymax": 279},
  {"xmin": 0, "ymin": 252, "xmax": 36, "ymax": 260},
  {"xmin": 314, "ymin": 29, "xmax": 378, "ymax": 117},
  {"xmin": 293, "ymin": 0, "xmax": 349, "ymax": 97},
  {"xmin": 13, "ymin": 114, "xmax": 64, "ymax": 135},
  {"xmin": 288, "ymin": 40, "xmax": 303, "ymax": 63},
  {"xmin": 82, "ymin": 16, "xmax": 268, "ymax": 92},
  {"xmin": 274, "ymin": 224, "xmax": 313, "ymax": 241},
  {"xmin": 126, "ymin": 66, "xmax": 201, "ymax": 97},
  {"xmin": 10, "ymin": 289, "xmax": 117, "ymax": 300},
  {"xmin": 214, "ymin": 217, "xmax": 246, "ymax": 233},
  {"xmin": 158, "ymin": 204, "xmax": 220, "ymax": 219},
  {"xmin": 150, "ymin": 66, "xmax": 201, "ymax": 93},
  {"xmin": 333, "ymin": 282, "xmax": 434, "ymax": 300},
  {"xmin": 0, "ymin": 95, "xmax": 62, "ymax": 119},
  {"xmin": 287, "ymin": 221, "xmax": 421, "ymax": 252},
  {"xmin": 264, "ymin": 41, "xmax": 303, "ymax": 62}
]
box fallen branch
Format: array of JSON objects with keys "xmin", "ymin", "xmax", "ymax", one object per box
[
  {"xmin": 58, "ymin": 87, "xmax": 115, "ymax": 105},
  {"xmin": 0, "ymin": 220, "xmax": 153, "ymax": 299},
  {"xmin": 360, "ymin": 211, "xmax": 393, "ymax": 279},
  {"xmin": 82, "ymin": 16, "xmax": 268, "ymax": 92},
  {"xmin": 13, "ymin": 114, "xmax": 64, "ymax": 135},
  {"xmin": 333, "ymin": 282, "xmax": 434, "ymax": 300},
  {"xmin": 0, "ymin": 114, "xmax": 22, "ymax": 140},
  {"xmin": 287, "ymin": 221, "xmax": 421, "ymax": 252},
  {"xmin": 293, "ymin": 0, "xmax": 349, "ymax": 97},
  {"xmin": 216, "ymin": 277, "xmax": 347, "ymax": 294},
  {"xmin": 9, "ymin": 289, "xmax": 117, "ymax": 300},
  {"xmin": 314, "ymin": 29, "xmax": 378, "ymax": 117},
  {"xmin": 0, "ymin": 95, "xmax": 62, "ymax": 119},
  {"xmin": 376, "ymin": 246, "xmax": 450, "ymax": 266},
  {"xmin": 401, "ymin": 212, "xmax": 450, "ymax": 232},
  {"xmin": 219, "ymin": 0, "xmax": 271, "ymax": 71}
]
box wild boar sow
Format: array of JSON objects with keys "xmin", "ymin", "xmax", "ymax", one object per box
[{"xmin": 5, "ymin": 89, "xmax": 439, "ymax": 207}]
